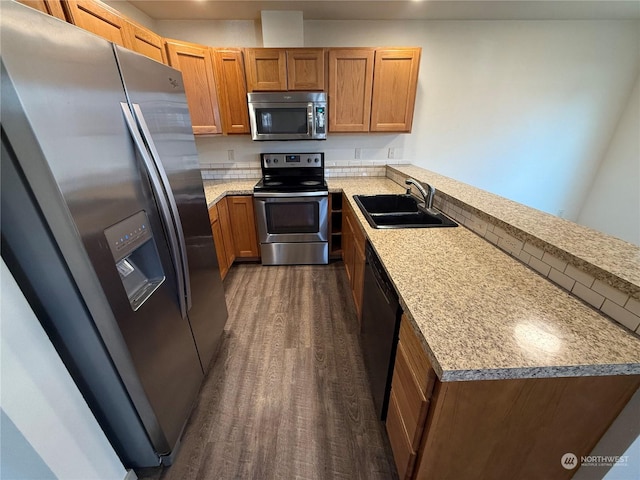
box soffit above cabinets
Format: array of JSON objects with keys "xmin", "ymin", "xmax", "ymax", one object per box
[{"xmin": 128, "ymin": 0, "xmax": 640, "ymax": 21}]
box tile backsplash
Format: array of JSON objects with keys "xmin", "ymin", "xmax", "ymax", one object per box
[{"xmin": 200, "ymin": 159, "xmax": 387, "ymax": 180}]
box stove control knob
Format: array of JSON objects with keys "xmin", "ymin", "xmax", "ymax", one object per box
[
  {"xmin": 307, "ymin": 158, "xmax": 312, "ymax": 163},
  {"xmin": 314, "ymin": 157, "xmax": 319, "ymax": 163},
  {"xmin": 266, "ymin": 158, "xmax": 271, "ymax": 163},
  {"xmin": 274, "ymin": 158, "xmax": 279, "ymax": 163}
]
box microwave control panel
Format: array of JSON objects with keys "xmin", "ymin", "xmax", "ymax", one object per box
[{"xmin": 315, "ymin": 106, "xmax": 326, "ymax": 134}]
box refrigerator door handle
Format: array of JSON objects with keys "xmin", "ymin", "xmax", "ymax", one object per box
[
  {"xmin": 130, "ymin": 103, "xmax": 192, "ymax": 313},
  {"xmin": 120, "ymin": 103, "xmax": 188, "ymax": 319}
]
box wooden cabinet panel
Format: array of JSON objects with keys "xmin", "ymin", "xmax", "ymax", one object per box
[
  {"xmin": 342, "ymin": 202, "xmax": 354, "ymax": 284},
  {"xmin": 17, "ymin": 0, "xmax": 67, "ymax": 20},
  {"xmin": 342, "ymin": 197, "xmax": 366, "ymax": 320},
  {"xmin": 352, "ymin": 235, "xmax": 365, "ymax": 322},
  {"xmin": 245, "ymin": 48, "xmax": 287, "ymax": 91},
  {"xmin": 328, "ymin": 48, "xmax": 374, "ymax": 132},
  {"xmin": 209, "ymin": 205, "xmax": 230, "ymax": 280},
  {"xmin": 414, "ymin": 375, "xmax": 640, "ymax": 480},
  {"xmin": 129, "ymin": 22, "xmax": 166, "ymax": 64},
  {"xmin": 286, "ymin": 49, "xmax": 325, "ymax": 91},
  {"xmin": 386, "ymin": 389, "xmax": 417, "ymax": 480},
  {"xmin": 391, "ymin": 342, "xmax": 430, "ymax": 449},
  {"xmin": 213, "ymin": 49, "xmax": 250, "ymax": 134},
  {"xmin": 370, "ymin": 48, "xmax": 421, "ymax": 132},
  {"xmin": 399, "ymin": 314, "xmax": 436, "ymax": 394},
  {"xmin": 65, "ymin": 0, "xmax": 133, "ymax": 48},
  {"xmin": 217, "ymin": 197, "xmax": 236, "ymax": 268},
  {"xmin": 165, "ymin": 39, "xmax": 222, "ymax": 135},
  {"xmin": 227, "ymin": 196, "xmax": 259, "ymax": 258}
]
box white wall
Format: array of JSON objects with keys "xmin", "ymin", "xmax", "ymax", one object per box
[
  {"xmin": 304, "ymin": 19, "xmax": 640, "ymax": 222},
  {"xmin": 103, "ymin": 0, "xmax": 156, "ymax": 29},
  {"xmin": 0, "ymin": 260, "xmax": 129, "ymax": 480},
  {"xmin": 577, "ymin": 74, "xmax": 640, "ymax": 245},
  {"xmin": 155, "ymin": 18, "xmax": 640, "ymax": 227}
]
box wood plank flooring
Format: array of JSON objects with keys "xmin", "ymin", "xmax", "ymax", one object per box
[{"xmin": 139, "ymin": 262, "xmax": 398, "ymax": 480}]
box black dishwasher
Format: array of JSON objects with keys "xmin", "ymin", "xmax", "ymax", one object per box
[{"xmin": 360, "ymin": 241, "xmax": 401, "ymax": 420}]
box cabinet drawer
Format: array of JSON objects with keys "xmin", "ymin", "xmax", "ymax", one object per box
[
  {"xmin": 399, "ymin": 314, "xmax": 436, "ymax": 395},
  {"xmin": 392, "ymin": 341, "xmax": 430, "ymax": 449},
  {"xmin": 386, "ymin": 388, "xmax": 416, "ymax": 480}
]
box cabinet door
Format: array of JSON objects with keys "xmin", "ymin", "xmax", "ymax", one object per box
[
  {"xmin": 217, "ymin": 197, "xmax": 237, "ymax": 268},
  {"xmin": 328, "ymin": 48, "xmax": 374, "ymax": 132},
  {"xmin": 353, "ymin": 235, "xmax": 366, "ymax": 322},
  {"xmin": 17, "ymin": 0, "xmax": 67, "ymax": 20},
  {"xmin": 129, "ymin": 22, "xmax": 167, "ymax": 64},
  {"xmin": 228, "ymin": 196, "xmax": 260, "ymax": 258},
  {"xmin": 209, "ymin": 206, "xmax": 229, "ymax": 280},
  {"xmin": 213, "ymin": 49, "xmax": 250, "ymax": 134},
  {"xmin": 342, "ymin": 202, "xmax": 355, "ymax": 285},
  {"xmin": 245, "ymin": 48, "xmax": 287, "ymax": 91},
  {"xmin": 65, "ymin": 0, "xmax": 133, "ymax": 49},
  {"xmin": 165, "ymin": 39, "xmax": 222, "ymax": 135},
  {"xmin": 370, "ymin": 48, "xmax": 421, "ymax": 132},
  {"xmin": 287, "ymin": 48, "xmax": 325, "ymax": 91},
  {"xmin": 386, "ymin": 389, "xmax": 417, "ymax": 480}
]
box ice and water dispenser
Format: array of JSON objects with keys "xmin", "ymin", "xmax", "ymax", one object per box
[{"xmin": 104, "ymin": 211, "xmax": 165, "ymax": 311}]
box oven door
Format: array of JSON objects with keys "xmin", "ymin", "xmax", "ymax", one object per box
[
  {"xmin": 248, "ymin": 102, "xmax": 315, "ymax": 141},
  {"xmin": 253, "ymin": 192, "xmax": 328, "ymax": 243}
]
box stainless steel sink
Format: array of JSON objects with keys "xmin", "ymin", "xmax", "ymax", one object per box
[{"xmin": 353, "ymin": 194, "xmax": 458, "ymax": 229}]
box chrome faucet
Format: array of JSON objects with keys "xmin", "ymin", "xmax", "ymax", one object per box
[{"xmin": 405, "ymin": 177, "xmax": 437, "ymax": 215}]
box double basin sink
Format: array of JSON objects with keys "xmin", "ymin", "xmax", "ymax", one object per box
[{"xmin": 353, "ymin": 194, "xmax": 458, "ymax": 229}]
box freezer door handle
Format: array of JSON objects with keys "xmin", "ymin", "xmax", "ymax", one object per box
[{"xmin": 120, "ymin": 103, "xmax": 189, "ymax": 319}]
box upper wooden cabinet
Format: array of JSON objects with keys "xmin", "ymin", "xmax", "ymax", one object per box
[
  {"xmin": 286, "ymin": 49, "xmax": 325, "ymax": 91},
  {"xmin": 245, "ymin": 48, "xmax": 325, "ymax": 92},
  {"xmin": 128, "ymin": 22, "xmax": 167, "ymax": 64},
  {"xmin": 17, "ymin": 0, "xmax": 67, "ymax": 21},
  {"xmin": 370, "ymin": 48, "xmax": 421, "ymax": 132},
  {"xmin": 244, "ymin": 48, "xmax": 287, "ymax": 91},
  {"xmin": 165, "ymin": 39, "xmax": 222, "ymax": 135},
  {"xmin": 328, "ymin": 47, "xmax": 420, "ymax": 133},
  {"xmin": 328, "ymin": 48, "xmax": 374, "ymax": 132},
  {"xmin": 212, "ymin": 49, "xmax": 250, "ymax": 134},
  {"xmin": 65, "ymin": 0, "xmax": 133, "ymax": 49}
]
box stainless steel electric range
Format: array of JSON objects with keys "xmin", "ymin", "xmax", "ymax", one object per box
[{"xmin": 253, "ymin": 152, "xmax": 329, "ymax": 265}]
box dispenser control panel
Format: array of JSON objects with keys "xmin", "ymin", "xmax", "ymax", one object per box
[{"xmin": 104, "ymin": 210, "xmax": 152, "ymax": 262}]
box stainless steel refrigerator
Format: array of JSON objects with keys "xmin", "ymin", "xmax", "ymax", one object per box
[{"xmin": 1, "ymin": 2, "xmax": 227, "ymax": 468}]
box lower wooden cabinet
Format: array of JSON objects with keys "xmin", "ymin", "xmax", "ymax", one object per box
[
  {"xmin": 227, "ymin": 196, "xmax": 260, "ymax": 259},
  {"xmin": 388, "ymin": 315, "xmax": 640, "ymax": 480},
  {"xmin": 208, "ymin": 197, "xmax": 236, "ymax": 280},
  {"xmin": 342, "ymin": 196, "xmax": 366, "ymax": 322}
]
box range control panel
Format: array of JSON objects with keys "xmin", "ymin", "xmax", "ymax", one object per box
[{"xmin": 261, "ymin": 152, "xmax": 324, "ymax": 169}]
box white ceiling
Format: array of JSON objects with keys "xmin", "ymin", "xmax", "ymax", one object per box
[{"xmin": 127, "ymin": 0, "xmax": 640, "ymax": 21}]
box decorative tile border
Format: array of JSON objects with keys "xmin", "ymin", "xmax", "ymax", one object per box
[{"xmin": 386, "ymin": 168, "xmax": 640, "ymax": 335}]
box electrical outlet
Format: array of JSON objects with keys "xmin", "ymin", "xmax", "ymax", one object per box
[
  {"xmin": 388, "ymin": 147, "xmax": 394, "ymax": 159},
  {"xmin": 354, "ymin": 148, "xmax": 361, "ymax": 159},
  {"xmin": 227, "ymin": 149, "xmax": 235, "ymax": 161}
]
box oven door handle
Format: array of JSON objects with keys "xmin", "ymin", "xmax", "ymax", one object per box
[{"xmin": 253, "ymin": 191, "xmax": 328, "ymax": 198}]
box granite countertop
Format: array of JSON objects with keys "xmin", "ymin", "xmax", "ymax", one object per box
[
  {"xmin": 389, "ymin": 165, "xmax": 640, "ymax": 292},
  {"xmin": 203, "ymin": 178, "xmax": 640, "ymax": 382}
]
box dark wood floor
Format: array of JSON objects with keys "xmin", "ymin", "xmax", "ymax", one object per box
[{"xmin": 139, "ymin": 262, "xmax": 398, "ymax": 480}]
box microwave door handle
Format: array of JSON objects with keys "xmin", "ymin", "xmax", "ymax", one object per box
[
  {"xmin": 120, "ymin": 103, "xmax": 188, "ymax": 318},
  {"xmin": 131, "ymin": 103, "xmax": 192, "ymax": 314},
  {"xmin": 307, "ymin": 103, "xmax": 314, "ymax": 136}
]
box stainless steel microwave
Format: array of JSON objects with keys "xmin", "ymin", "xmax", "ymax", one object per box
[{"xmin": 247, "ymin": 92, "xmax": 327, "ymax": 141}]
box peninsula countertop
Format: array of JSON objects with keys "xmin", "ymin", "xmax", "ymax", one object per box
[{"xmin": 203, "ymin": 177, "xmax": 640, "ymax": 382}]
